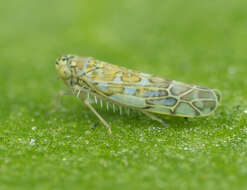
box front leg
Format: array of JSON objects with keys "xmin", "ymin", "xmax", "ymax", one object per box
[{"xmin": 47, "ymin": 90, "xmax": 72, "ymax": 115}]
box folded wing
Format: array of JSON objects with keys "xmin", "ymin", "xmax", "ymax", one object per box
[{"xmin": 84, "ymin": 65, "xmax": 220, "ymax": 117}]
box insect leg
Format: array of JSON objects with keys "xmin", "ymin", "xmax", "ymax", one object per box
[
  {"xmin": 100, "ymin": 99, "xmax": 103, "ymax": 108},
  {"xmin": 141, "ymin": 111, "xmax": 167, "ymax": 127},
  {"xmin": 47, "ymin": 90, "xmax": 72, "ymax": 114},
  {"xmin": 83, "ymin": 99, "xmax": 112, "ymax": 138},
  {"xmin": 90, "ymin": 122, "xmax": 99, "ymax": 130}
]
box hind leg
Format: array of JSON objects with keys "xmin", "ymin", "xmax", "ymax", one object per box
[
  {"xmin": 142, "ymin": 111, "xmax": 168, "ymax": 127},
  {"xmin": 84, "ymin": 99, "xmax": 112, "ymax": 138}
]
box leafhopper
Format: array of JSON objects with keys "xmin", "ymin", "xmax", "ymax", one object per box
[{"xmin": 56, "ymin": 55, "xmax": 221, "ymax": 137}]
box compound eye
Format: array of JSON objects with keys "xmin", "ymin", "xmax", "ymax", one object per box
[
  {"xmin": 56, "ymin": 61, "xmax": 59, "ymax": 65},
  {"xmin": 61, "ymin": 56, "xmax": 69, "ymax": 62}
]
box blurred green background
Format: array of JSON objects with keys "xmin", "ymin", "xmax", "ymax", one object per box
[{"xmin": 0, "ymin": 0, "xmax": 247, "ymax": 189}]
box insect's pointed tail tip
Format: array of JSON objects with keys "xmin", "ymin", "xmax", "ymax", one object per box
[{"xmin": 213, "ymin": 89, "xmax": 221, "ymax": 104}]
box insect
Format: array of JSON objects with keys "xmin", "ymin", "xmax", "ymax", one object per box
[{"xmin": 56, "ymin": 55, "xmax": 221, "ymax": 137}]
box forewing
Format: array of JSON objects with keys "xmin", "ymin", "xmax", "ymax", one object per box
[
  {"xmin": 84, "ymin": 62, "xmax": 220, "ymax": 117},
  {"xmin": 145, "ymin": 82, "xmax": 220, "ymax": 117}
]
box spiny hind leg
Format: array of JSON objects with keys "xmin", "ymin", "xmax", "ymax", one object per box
[
  {"xmin": 47, "ymin": 90, "xmax": 72, "ymax": 114},
  {"xmin": 142, "ymin": 111, "xmax": 167, "ymax": 127},
  {"xmin": 84, "ymin": 99, "xmax": 112, "ymax": 138}
]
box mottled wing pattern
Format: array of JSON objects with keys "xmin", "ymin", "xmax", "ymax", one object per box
[
  {"xmin": 145, "ymin": 82, "xmax": 221, "ymax": 117},
  {"xmin": 82, "ymin": 59, "xmax": 220, "ymax": 117}
]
